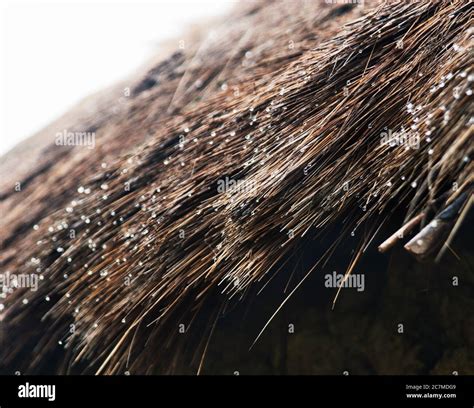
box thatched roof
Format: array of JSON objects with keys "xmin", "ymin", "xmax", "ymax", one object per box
[{"xmin": 0, "ymin": 0, "xmax": 472, "ymax": 374}]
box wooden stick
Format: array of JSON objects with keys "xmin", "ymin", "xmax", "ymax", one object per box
[{"xmin": 378, "ymin": 213, "xmax": 424, "ymax": 253}]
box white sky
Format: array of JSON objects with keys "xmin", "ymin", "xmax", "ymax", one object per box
[{"xmin": 0, "ymin": 0, "xmax": 234, "ymax": 155}]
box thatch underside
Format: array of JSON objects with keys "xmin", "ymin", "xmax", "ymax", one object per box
[{"xmin": 0, "ymin": 0, "xmax": 472, "ymax": 374}]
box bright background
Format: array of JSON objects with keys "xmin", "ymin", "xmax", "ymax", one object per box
[{"xmin": 0, "ymin": 0, "xmax": 234, "ymax": 155}]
